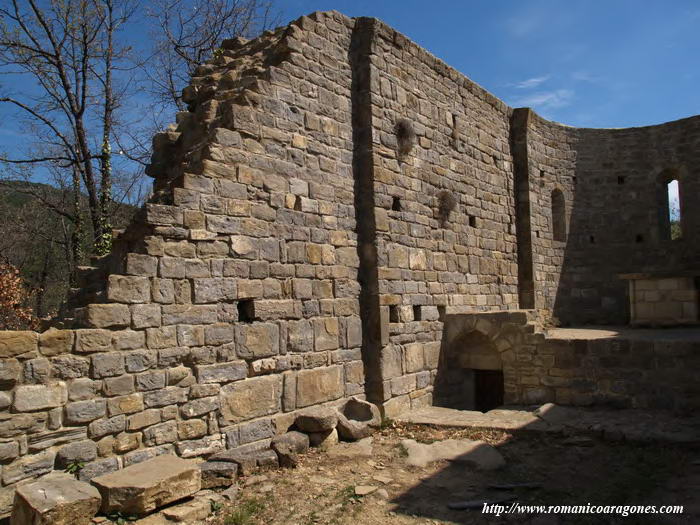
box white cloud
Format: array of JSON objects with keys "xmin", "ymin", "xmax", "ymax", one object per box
[
  {"xmin": 511, "ymin": 89, "xmax": 574, "ymax": 110},
  {"xmin": 515, "ymin": 75, "xmax": 550, "ymax": 89}
]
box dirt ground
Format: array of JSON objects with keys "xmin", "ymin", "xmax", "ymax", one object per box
[{"xmin": 208, "ymin": 422, "xmax": 700, "ymax": 525}]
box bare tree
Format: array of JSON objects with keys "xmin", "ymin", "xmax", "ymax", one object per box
[
  {"xmin": 144, "ymin": 0, "xmax": 278, "ymax": 112},
  {"xmin": 0, "ymin": 0, "xmax": 139, "ymax": 263}
]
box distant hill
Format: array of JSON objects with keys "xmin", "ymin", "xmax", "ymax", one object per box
[{"xmin": 0, "ymin": 180, "xmax": 138, "ymax": 318}]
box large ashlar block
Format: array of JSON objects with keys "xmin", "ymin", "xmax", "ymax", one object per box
[
  {"xmin": 295, "ymin": 365, "xmax": 343, "ymax": 408},
  {"xmin": 219, "ymin": 375, "xmax": 282, "ymax": 423},
  {"xmin": 0, "ymin": 331, "xmax": 38, "ymax": 358},
  {"xmin": 11, "ymin": 475, "xmax": 101, "ymax": 525},
  {"xmin": 13, "ymin": 382, "xmax": 67, "ymax": 412},
  {"xmin": 91, "ymin": 455, "xmax": 200, "ymax": 516}
]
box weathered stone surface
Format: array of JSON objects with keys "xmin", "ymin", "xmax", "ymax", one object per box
[
  {"xmin": 199, "ymin": 461, "xmax": 238, "ymax": 488},
  {"xmin": 219, "ymin": 375, "xmax": 282, "ymax": 423},
  {"xmin": 64, "ymin": 399, "xmax": 106, "ymax": 424},
  {"xmin": 295, "ymin": 366, "xmax": 343, "ymax": 408},
  {"xmin": 235, "ymin": 323, "xmax": 279, "ymax": 359},
  {"xmin": 336, "ymin": 397, "xmax": 382, "ymax": 441},
  {"xmin": 0, "ymin": 331, "xmax": 38, "ymax": 358},
  {"xmin": 107, "ymin": 275, "xmax": 150, "ymax": 304},
  {"xmin": 401, "ymin": 438, "xmax": 505, "ymax": 469},
  {"xmin": 55, "ymin": 440, "xmax": 98, "ymax": 468},
  {"xmin": 2, "ymin": 450, "xmax": 55, "ymax": 485},
  {"xmin": 13, "ymin": 382, "xmax": 67, "ymax": 412},
  {"xmin": 271, "ymin": 431, "xmax": 309, "ymax": 468},
  {"xmin": 294, "ymin": 406, "xmax": 338, "ymax": 432},
  {"xmin": 10, "ymin": 476, "xmax": 101, "ymax": 525},
  {"xmin": 196, "ymin": 361, "xmax": 247, "ymax": 384},
  {"xmin": 92, "ymin": 455, "xmax": 201, "ymax": 516},
  {"xmin": 308, "ymin": 428, "xmax": 338, "ymax": 451},
  {"xmin": 84, "ymin": 304, "xmax": 131, "ymax": 328},
  {"xmin": 39, "ymin": 329, "xmax": 74, "ymax": 356},
  {"xmin": 0, "ymin": 359, "xmax": 21, "ymax": 389}
]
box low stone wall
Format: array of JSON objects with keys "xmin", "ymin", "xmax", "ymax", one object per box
[
  {"xmin": 0, "ymin": 327, "xmax": 361, "ymax": 516},
  {"xmin": 624, "ymin": 275, "xmax": 699, "ymax": 326},
  {"xmin": 434, "ymin": 313, "xmax": 700, "ymax": 413}
]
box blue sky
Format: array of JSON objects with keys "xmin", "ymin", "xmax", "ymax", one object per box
[{"xmin": 281, "ymin": 0, "xmax": 700, "ymax": 128}]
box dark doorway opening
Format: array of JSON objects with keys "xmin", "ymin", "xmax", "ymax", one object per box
[{"xmin": 473, "ymin": 369, "xmax": 504, "ymax": 412}]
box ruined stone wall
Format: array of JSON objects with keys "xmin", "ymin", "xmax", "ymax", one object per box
[
  {"xmin": 2, "ymin": 8, "xmax": 700, "ymax": 517},
  {"xmin": 525, "ymin": 114, "xmax": 700, "ymax": 325},
  {"xmin": 363, "ymin": 19, "xmax": 520, "ymax": 417},
  {"xmin": 0, "ymin": 11, "xmax": 368, "ymax": 516}
]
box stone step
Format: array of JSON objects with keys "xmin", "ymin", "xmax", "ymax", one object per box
[{"xmin": 91, "ymin": 454, "xmax": 201, "ymax": 517}]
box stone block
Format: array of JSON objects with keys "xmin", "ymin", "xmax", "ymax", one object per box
[
  {"xmin": 295, "ymin": 406, "xmax": 338, "ymax": 432},
  {"xmin": 75, "ymin": 330, "xmax": 112, "ymax": 353},
  {"xmin": 219, "ymin": 375, "xmax": 282, "ymax": 423},
  {"xmin": 193, "ymin": 278, "xmax": 237, "ymax": 303},
  {"xmin": 236, "ymin": 323, "xmax": 279, "ymax": 359},
  {"xmin": 0, "ymin": 359, "xmax": 21, "ymax": 389},
  {"xmin": 64, "ymin": 399, "xmax": 106, "ymax": 425},
  {"xmin": 55, "ymin": 440, "xmax": 98, "ymax": 468},
  {"xmin": 39, "ymin": 329, "xmax": 74, "ymax": 356},
  {"xmin": 196, "ymin": 361, "xmax": 247, "ymax": 384},
  {"xmin": 199, "ymin": 462, "xmax": 238, "ymax": 489},
  {"xmin": 84, "ymin": 304, "xmax": 131, "ymax": 328},
  {"xmin": 13, "ymin": 382, "xmax": 67, "ymax": 412},
  {"xmin": 91, "ymin": 352, "xmax": 125, "ymax": 378},
  {"xmin": 2, "ymin": 450, "xmax": 55, "ymax": 485},
  {"xmin": 10, "ymin": 476, "xmax": 101, "ymax": 525},
  {"xmin": 107, "ymin": 275, "xmax": 150, "ymax": 303},
  {"xmin": 313, "ymin": 318, "xmax": 339, "ymax": 351},
  {"xmin": 92, "ymin": 455, "xmax": 200, "ymax": 516},
  {"xmin": 0, "ymin": 331, "xmax": 38, "ymax": 358},
  {"xmin": 295, "ymin": 366, "xmax": 343, "ymax": 408}
]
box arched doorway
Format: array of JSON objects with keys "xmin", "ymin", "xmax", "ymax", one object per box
[{"xmin": 435, "ymin": 329, "xmax": 504, "ymax": 412}]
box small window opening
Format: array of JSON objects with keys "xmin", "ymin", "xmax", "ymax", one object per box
[
  {"xmin": 667, "ymin": 179, "xmax": 682, "ymax": 240},
  {"xmin": 493, "ymin": 155, "xmax": 499, "ymax": 166},
  {"xmin": 413, "ymin": 305, "xmax": 422, "ymax": 321},
  {"xmin": 540, "ymin": 169, "xmax": 545, "ymax": 178},
  {"xmin": 294, "ymin": 195, "xmax": 302, "ymax": 211},
  {"xmin": 469, "ymin": 216, "xmax": 477, "ymax": 228},
  {"xmin": 237, "ymin": 300, "xmax": 255, "ymax": 323},
  {"xmin": 573, "ymin": 176, "xmax": 577, "ymax": 186},
  {"xmin": 391, "ymin": 196, "xmax": 402, "ymax": 211},
  {"xmin": 617, "ymin": 176, "xmax": 626, "ymax": 185},
  {"xmin": 589, "ymin": 235, "xmax": 595, "ymax": 244},
  {"xmin": 635, "ymin": 234, "xmax": 644, "ymax": 243},
  {"xmin": 551, "ymin": 188, "xmax": 567, "ymax": 242},
  {"xmin": 389, "ymin": 305, "xmax": 399, "ymax": 323}
]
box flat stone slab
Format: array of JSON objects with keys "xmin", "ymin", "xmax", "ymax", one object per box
[
  {"xmin": 295, "ymin": 406, "xmax": 338, "ymax": 432},
  {"xmin": 91, "ymin": 454, "xmax": 201, "ymax": 516},
  {"xmin": 396, "ymin": 406, "xmax": 700, "ymax": 444},
  {"xmin": 327, "ymin": 437, "xmax": 373, "ymax": 458},
  {"xmin": 11, "ymin": 475, "xmax": 101, "ymax": 525},
  {"xmin": 401, "ymin": 438, "xmax": 505, "ymax": 470}
]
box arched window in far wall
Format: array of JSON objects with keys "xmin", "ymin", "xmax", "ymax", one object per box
[
  {"xmin": 667, "ymin": 179, "xmax": 682, "ymax": 240},
  {"xmin": 551, "ymin": 188, "xmax": 566, "ymax": 242}
]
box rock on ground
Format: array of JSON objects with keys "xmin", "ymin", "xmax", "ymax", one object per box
[
  {"xmin": 336, "ymin": 397, "xmax": 381, "ymax": 441},
  {"xmin": 295, "ymin": 406, "xmax": 338, "ymax": 432},
  {"xmin": 327, "ymin": 437, "xmax": 373, "ymax": 458},
  {"xmin": 11, "ymin": 475, "xmax": 101, "ymax": 525},
  {"xmin": 91, "ymin": 454, "xmax": 200, "ymax": 516},
  {"xmin": 199, "ymin": 461, "xmax": 238, "ymax": 489},
  {"xmin": 308, "ymin": 428, "xmax": 338, "ymax": 451},
  {"xmin": 401, "ymin": 438, "xmax": 505, "ymax": 470}
]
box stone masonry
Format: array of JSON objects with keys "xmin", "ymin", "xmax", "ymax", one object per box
[{"xmin": 0, "ymin": 10, "xmax": 698, "ymax": 517}]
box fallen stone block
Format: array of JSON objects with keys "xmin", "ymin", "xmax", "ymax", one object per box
[
  {"xmin": 91, "ymin": 454, "xmax": 200, "ymax": 516},
  {"xmin": 336, "ymin": 397, "xmax": 381, "ymax": 441},
  {"xmin": 401, "ymin": 438, "xmax": 505, "ymax": 470},
  {"xmin": 271, "ymin": 431, "xmax": 310, "ymax": 468},
  {"xmin": 10, "ymin": 475, "xmax": 100, "ymax": 525},
  {"xmin": 294, "ymin": 406, "xmax": 338, "ymax": 432},
  {"xmin": 308, "ymin": 428, "xmax": 338, "ymax": 451},
  {"xmin": 199, "ymin": 461, "xmax": 238, "ymax": 488},
  {"xmin": 208, "ymin": 447, "xmax": 278, "ymax": 475},
  {"xmin": 161, "ymin": 497, "xmax": 211, "ymax": 522}
]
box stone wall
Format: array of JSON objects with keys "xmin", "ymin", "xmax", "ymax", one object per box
[
  {"xmin": 523, "ymin": 113, "xmax": 700, "ymax": 325},
  {"xmin": 1, "ymin": 8, "xmax": 700, "ymax": 517},
  {"xmin": 625, "ymin": 275, "xmax": 699, "ymax": 326},
  {"xmin": 436, "ymin": 314, "xmax": 700, "ymax": 412}
]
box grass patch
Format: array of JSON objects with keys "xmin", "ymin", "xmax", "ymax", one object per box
[{"xmin": 224, "ymin": 497, "xmax": 265, "ymax": 525}]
